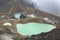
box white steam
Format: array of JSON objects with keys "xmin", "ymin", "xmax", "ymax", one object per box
[{"xmin": 24, "ymin": 0, "xmax": 60, "ymax": 17}]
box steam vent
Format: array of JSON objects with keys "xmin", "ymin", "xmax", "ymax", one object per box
[{"xmin": 0, "ymin": 0, "xmax": 60, "ymax": 40}]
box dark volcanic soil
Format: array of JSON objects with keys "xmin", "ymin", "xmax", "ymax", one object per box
[
  {"xmin": 0, "ymin": 0, "xmax": 60, "ymax": 40},
  {"xmin": 25, "ymin": 28, "xmax": 60, "ymax": 40}
]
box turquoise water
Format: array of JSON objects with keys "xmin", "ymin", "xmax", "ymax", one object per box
[
  {"xmin": 14, "ymin": 13, "xmax": 21, "ymax": 19},
  {"xmin": 16, "ymin": 22, "xmax": 56, "ymax": 35}
]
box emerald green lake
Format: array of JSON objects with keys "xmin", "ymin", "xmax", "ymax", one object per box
[{"xmin": 16, "ymin": 22, "xmax": 56, "ymax": 35}]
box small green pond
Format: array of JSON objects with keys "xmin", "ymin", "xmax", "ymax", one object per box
[{"xmin": 16, "ymin": 22, "xmax": 56, "ymax": 35}]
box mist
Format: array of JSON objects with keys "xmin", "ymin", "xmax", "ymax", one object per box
[{"xmin": 25, "ymin": 0, "xmax": 60, "ymax": 17}]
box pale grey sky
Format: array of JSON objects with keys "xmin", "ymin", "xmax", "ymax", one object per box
[{"xmin": 25, "ymin": 0, "xmax": 60, "ymax": 17}]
